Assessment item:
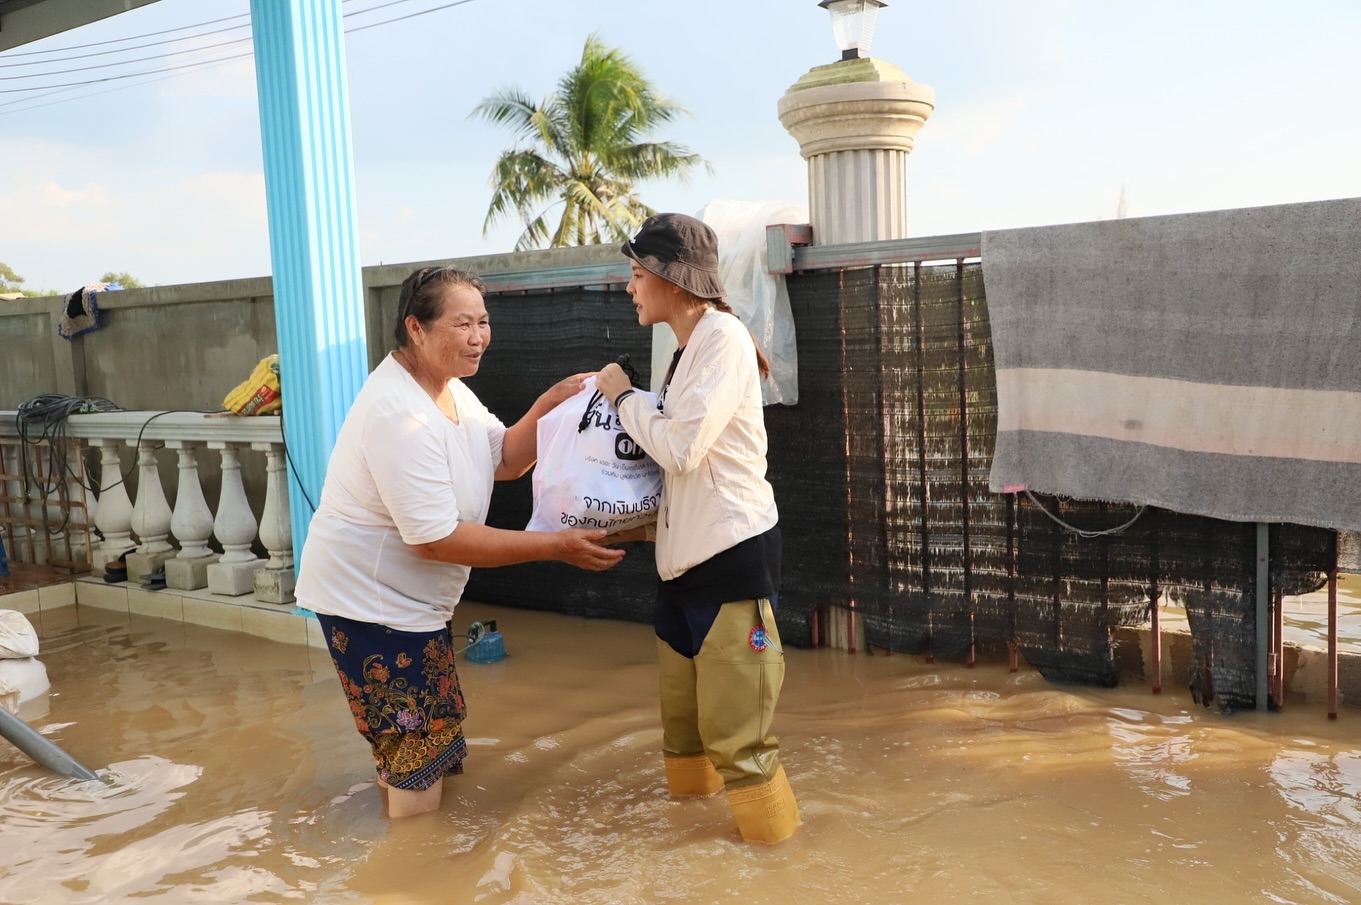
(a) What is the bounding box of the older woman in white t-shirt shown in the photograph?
[295,266,623,818]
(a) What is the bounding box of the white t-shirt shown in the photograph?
[295,355,507,631]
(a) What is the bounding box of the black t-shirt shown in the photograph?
[657,523,782,607]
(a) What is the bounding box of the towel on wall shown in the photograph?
[982,197,1361,531]
[56,281,120,340]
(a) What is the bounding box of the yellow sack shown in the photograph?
[223,353,282,415]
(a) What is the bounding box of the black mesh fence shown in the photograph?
[459,263,1336,713]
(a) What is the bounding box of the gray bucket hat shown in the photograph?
[621,213,725,300]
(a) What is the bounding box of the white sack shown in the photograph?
[0,610,39,659]
[527,377,662,534]
[0,657,50,715]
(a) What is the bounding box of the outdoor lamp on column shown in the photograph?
[818,0,887,61]
[782,0,932,244]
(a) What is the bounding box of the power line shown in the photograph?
[0,0,389,74]
[0,36,252,79]
[0,23,250,69]
[0,60,235,114]
[0,13,249,58]
[346,0,479,34]
[0,0,479,102]
[0,52,253,94]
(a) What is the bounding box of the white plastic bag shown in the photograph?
[0,610,38,660]
[527,377,662,534]
[649,200,807,406]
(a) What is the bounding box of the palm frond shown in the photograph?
[516,211,556,251]
[482,149,564,236]
[604,142,706,182]
[469,87,544,142]
[473,31,709,248]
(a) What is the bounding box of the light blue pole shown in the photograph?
[248,0,368,562]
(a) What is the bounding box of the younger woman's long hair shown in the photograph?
[707,297,771,380]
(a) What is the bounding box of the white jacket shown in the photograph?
[617,308,778,581]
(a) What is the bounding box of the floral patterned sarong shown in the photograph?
[316,613,468,791]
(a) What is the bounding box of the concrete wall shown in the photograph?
[0,296,67,408]
[0,244,621,556]
[0,244,621,411]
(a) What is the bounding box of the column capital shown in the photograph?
[779,61,935,158]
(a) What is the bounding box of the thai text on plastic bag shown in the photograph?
[527,377,662,534]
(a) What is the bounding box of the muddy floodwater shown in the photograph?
[4,599,1361,904]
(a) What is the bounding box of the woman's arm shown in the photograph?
[598,329,748,475]
[412,522,624,571]
[496,371,594,479]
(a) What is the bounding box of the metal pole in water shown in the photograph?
[0,706,102,783]
[1256,523,1269,712]
[1328,565,1339,720]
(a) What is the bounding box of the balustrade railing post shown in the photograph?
[206,442,262,596]
[127,439,177,583]
[44,444,72,567]
[0,441,31,564]
[58,440,94,570]
[29,443,59,566]
[92,439,135,577]
[252,441,296,604]
[165,441,220,591]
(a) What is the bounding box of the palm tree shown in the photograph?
[472,33,707,250]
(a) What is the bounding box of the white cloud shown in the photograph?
[0,146,268,290]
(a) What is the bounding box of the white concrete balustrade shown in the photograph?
[0,411,296,606]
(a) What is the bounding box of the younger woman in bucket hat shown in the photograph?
[596,212,799,844]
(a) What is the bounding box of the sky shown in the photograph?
[1,0,1359,293]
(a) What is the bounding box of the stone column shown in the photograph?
[777,54,934,654]
[165,441,220,591]
[206,442,262,596]
[126,440,177,583]
[777,57,934,244]
[92,439,135,576]
[252,441,296,604]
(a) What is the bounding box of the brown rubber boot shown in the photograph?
[663,753,725,799]
[726,765,800,844]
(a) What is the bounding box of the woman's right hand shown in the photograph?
[555,528,627,571]
[594,363,631,406]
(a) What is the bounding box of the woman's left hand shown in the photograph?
[594,363,630,404]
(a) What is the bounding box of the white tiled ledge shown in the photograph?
[1,578,326,650]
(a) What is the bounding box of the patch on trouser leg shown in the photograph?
[748,623,770,651]
[748,596,784,653]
